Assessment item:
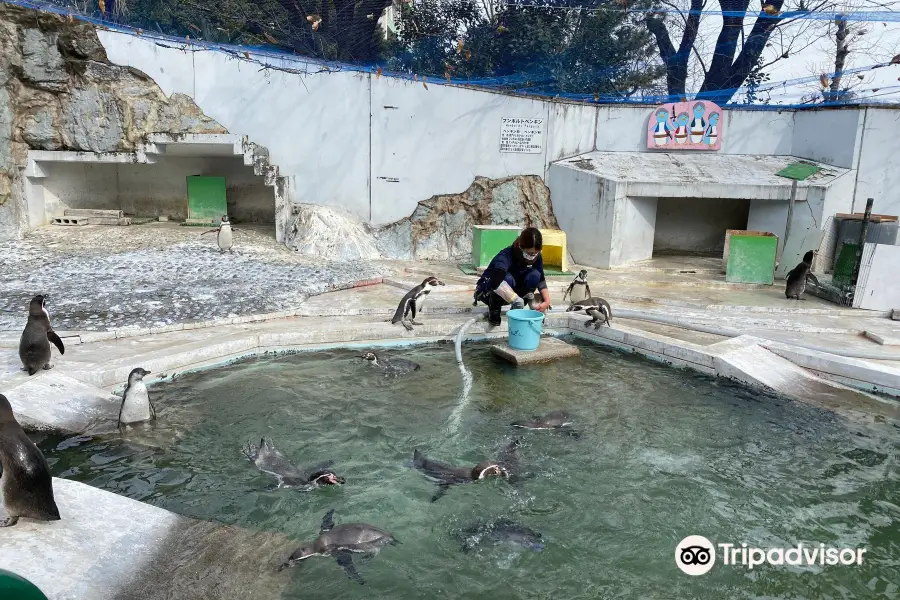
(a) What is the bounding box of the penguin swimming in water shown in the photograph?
[510,410,579,438]
[243,437,345,490]
[785,250,819,300]
[455,518,544,553]
[280,509,399,584]
[0,394,61,527]
[563,269,591,304]
[360,351,420,377]
[413,443,513,502]
[201,215,238,252]
[19,295,65,376]
[117,367,156,429]
[566,296,612,328]
[391,276,445,331]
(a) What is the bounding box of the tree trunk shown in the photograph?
[827,16,849,103]
[645,0,703,100]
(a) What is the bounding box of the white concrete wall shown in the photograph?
[654,197,750,253]
[548,163,614,268]
[791,109,863,169]
[852,108,900,217]
[614,196,657,264]
[39,156,272,221]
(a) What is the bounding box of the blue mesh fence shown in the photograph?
[6,0,900,109]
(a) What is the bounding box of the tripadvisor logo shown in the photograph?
[675,536,867,575]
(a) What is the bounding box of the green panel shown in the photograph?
[776,162,819,181]
[725,234,778,285]
[832,243,859,284]
[471,227,520,268]
[185,176,227,226]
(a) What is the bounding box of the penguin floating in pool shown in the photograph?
[280,509,399,585]
[566,296,612,328]
[785,250,819,300]
[243,437,345,490]
[359,351,420,377]
[455,517,544,553]
[511,410,580,438]
[413,439,521,502]
[117,367,156,430]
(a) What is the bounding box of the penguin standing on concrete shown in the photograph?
[0,394,61,527]
[566,297,613,328]
[562,269,591,304]
[201,215,237,252]
[19,295,65,376]
[391,277,445,331]
[785,250,819,300]
[117,367,156,429]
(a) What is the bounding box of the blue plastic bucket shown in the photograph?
[507,309,544,351]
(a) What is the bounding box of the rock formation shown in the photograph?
[0,4,226,239]
[284,175,559,262]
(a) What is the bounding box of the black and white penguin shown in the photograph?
[243,437,345,490]
[391,276,445,331]
[360,351,420,376]
[512,410,579,438]
[566,296,612,328]
[201,215,237,252]
[562,269,591,304]
[413,447,510,502]
[280,509,399,584]
[0,394,61,527]
[19,295,65,376]
[456,517,544,553]
[785,250,819,300]
[117,367,156,429]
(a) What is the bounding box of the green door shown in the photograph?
[184,176,227,226]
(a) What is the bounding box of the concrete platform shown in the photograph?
[490,336,581,365]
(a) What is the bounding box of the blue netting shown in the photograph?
[7,0,900,108]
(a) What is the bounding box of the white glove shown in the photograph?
[493,281,520,304]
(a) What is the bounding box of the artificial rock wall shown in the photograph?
[0,3,226,239]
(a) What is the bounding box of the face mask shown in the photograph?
[521,249,539,263]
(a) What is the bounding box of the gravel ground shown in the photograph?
[0,223,393,332]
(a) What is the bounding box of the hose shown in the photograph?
[445,317,478,436]
[610,308,900,362]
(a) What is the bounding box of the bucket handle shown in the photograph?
[526,319,543,335]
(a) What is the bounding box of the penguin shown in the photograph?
[785,250,819,300]
[280,509,399,584]
[391,276,445,331]
[19,295,65,376]
[242,437,345,490]
[566,296,613,328]
[413,446,510,502]
[117,367,156,429]
[0,394,61,527]
[512,410,580,439]
[456,518,544,553]
[360,352,420,376]
[562,269,591,304]
[201,215,237,252]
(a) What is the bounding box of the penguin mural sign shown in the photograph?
[647,100,723,150]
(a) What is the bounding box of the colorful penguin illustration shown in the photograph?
[703,112,720,147]
[652,109,673,146]
[689,102,707,144]
[674,112,690,144]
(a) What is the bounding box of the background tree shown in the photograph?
[387,0,664,98]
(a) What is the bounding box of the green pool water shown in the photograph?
[39,340,900,598]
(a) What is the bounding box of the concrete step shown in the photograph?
[89,217,132,226]
[63,208,124,218]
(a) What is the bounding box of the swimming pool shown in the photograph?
[39,340,900,598]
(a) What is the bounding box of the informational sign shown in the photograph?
[500,117,544,154]
[646,100,723,151]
